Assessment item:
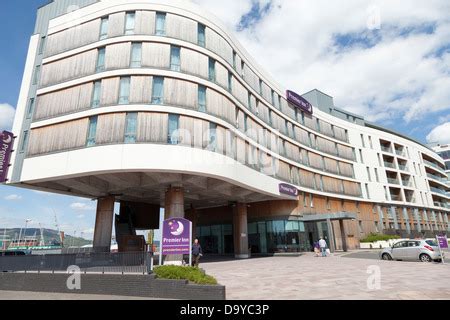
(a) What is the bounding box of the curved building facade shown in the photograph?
[7,0,450,255]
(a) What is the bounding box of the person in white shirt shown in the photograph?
[318,237,327,257]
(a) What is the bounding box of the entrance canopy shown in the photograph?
[300,212,357,222]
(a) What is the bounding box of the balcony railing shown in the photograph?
[384,162,396,169]
[398,164,408,171]
[390,194,403,201]
[381,146,392,153]
[395,149,405,157]
[402,180,413,188]
[430,187,449,196]
[427,173,447,183]
[423,159,445,172]
[387,178,399,185]
[434,201,450,209]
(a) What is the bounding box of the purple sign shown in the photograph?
[437,235,448,249]
[279,183,299,197]
[0,131,14,183]
[161,217,192,255]
[286,90,313,114]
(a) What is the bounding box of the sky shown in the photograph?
[0,0,450,238]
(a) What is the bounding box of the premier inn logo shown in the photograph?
[286,90,313,114]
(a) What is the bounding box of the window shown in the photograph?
[208,58,216,82]
[326,197,331,210]
[96,47,106,72]
[360,134,365,147]
[168,114,180,144]
[232,51,237,70]
[310,194,314,208]
[198,23,206,47]
[20,131,29,152]
[170,46,181,71]
[91,81,102,108]
[367,167,371,181]
[26,98,35,119]
[241,61,245,77]
[365,183,370,199]
[208,122,217,151]
[359,149,363,162]
[368,136,373,149]
[198,85,206,112]
[130,43,142,67]
[124,112,137,143]
[86,116,98,147]
[259,79,263,96]
[156,12,166,35]
[244,114,248,132]
[374,221,379,233]
[125,12,135,35]
[303,193,308,207]
[118,77,131,104]
[152,77,164,104]
[377,153,382,166]
[228,72,232,92]
[247,93,252,110]
[268,110,273,126]
[374,168,379,182]
[99,17,108,40]
[39,36,46,55]
[358,221,363,233]
[33,65,40,85]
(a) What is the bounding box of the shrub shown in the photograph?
[154,265,218,285]
[360,233,400,243]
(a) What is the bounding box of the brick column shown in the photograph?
[93,195,115,251]
[185,207,198,240]
[233,203,249,259]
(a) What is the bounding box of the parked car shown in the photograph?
[380,239,444,262]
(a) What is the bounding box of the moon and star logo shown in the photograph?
[2,133,12,144]
[168,219,184,236]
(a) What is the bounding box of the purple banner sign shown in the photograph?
[161,217,192,255]
[437,235,448,249]
[286,90,313,114]
[0,131,14,183]
[279,183,299,197]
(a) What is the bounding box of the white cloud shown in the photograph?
[0,103,15,130]
[4,194,22,201]
[190,0,450,124]
[70,202,95,211]
[426,122,450,144]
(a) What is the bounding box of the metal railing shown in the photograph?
[387,178,399,185]
[423,159,445,172]
[381,145,392,153]
[0,251,154,274]
[427,173,447,183]
[430,187,449,196]
[384,161,396,169]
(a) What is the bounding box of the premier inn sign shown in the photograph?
[286,90,313,114]
[279,183,299,197]
[0,131,14,183]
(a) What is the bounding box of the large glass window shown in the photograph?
[118,77,131,104]
[33,65,40,85]
[152,77,164,104]
[125,12,135,35]
[198,85,206,112]
[130,43,142,67]
[86,116,98,147]
[99,17,108,40]
[124,112,138,143]
[168,114,180,145]
[170,46,181,71]
[38,36,46,55]
[156,12,166,35]
[208,122,217,151]
[198,23,206,47]
[208,58,216,82]
[91,80,102,108]
[228,72,233,92]
[96,47,106,72]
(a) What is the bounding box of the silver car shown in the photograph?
[380,239,444,262]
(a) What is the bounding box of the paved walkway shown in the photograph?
[202,253,450,300]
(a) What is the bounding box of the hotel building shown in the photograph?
[5,0,450,256]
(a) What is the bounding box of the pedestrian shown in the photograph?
[319,237,327,257]
[313,241,321,257]
[192,238,203,267]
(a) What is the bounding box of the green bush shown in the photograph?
[360,233,400,243]
[154,265,218,285]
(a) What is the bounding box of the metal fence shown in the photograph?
[0,251,154,274]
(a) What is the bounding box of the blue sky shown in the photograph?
[1,0,450,237]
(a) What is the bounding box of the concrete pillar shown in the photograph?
[403,207,411,234]
[377,205,384,231]
[390,206,399,230]
[326,219,336,253]
[414,208,421,233]
[93,195,115,251]
[163,186,185,265]
[233,203,249,259]
[164,186,185,219]
[339,219,348,252]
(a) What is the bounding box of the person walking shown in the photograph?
[318,237,328,257]
[192,238,203,267]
